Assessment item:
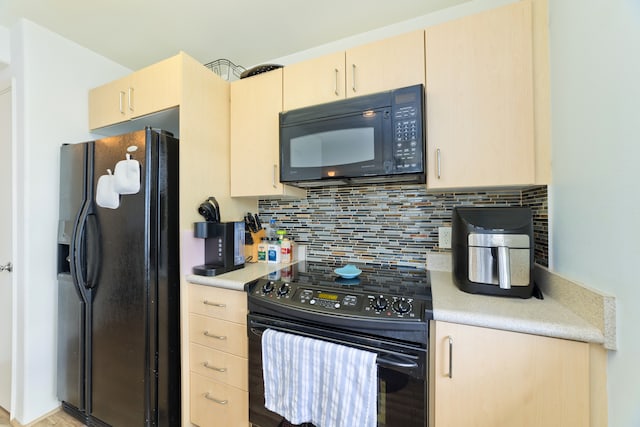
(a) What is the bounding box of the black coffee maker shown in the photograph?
[452,206,534,298]
[192,197,245,276]
[192,221,245,276]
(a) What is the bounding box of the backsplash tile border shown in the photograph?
[259,185,548,269]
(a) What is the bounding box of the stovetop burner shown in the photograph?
[268,261,433,302]
[247,261,432,345]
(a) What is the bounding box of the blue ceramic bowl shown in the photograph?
[334,264,362,279]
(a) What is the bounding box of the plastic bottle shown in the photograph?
[268,218,277,239]
[267,238,281,264]
[280,238,292,263]
[257,238,268,262]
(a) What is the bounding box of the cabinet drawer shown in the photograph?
[190,342,248,391]
[189,284,247,324]
[190,372,248,427]
[189,314,248,358]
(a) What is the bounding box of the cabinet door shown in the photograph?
[346,30,425,97]
[89,54,181,130]
[430,321,590,427]
[283,51,345,110]
[190,372,248,427]
[189,314,248,358]
[230,69,305,198]
[425,1,535,189]
[188,284,247,324]
[129,54,180,119]
[190,343,248,391]
[88,75,132,129]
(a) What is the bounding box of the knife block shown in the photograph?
[245,228,266,263]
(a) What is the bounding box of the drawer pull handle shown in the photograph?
[203,361,227,373]
[204,331,227,340]
[447,336,453,379]
[203,300,226,308]
[204,392,228,405]
[119,91,126,114]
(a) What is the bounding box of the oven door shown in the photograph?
[248,313,427,427]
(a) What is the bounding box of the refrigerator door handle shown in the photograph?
[72,207,101,289]
[71,206,88,289]
[85,213,100,288]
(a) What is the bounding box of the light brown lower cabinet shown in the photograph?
[188,284,249,427]
[190,372,248,427]
[429,321,603,427]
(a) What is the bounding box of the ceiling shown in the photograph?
[0,0,468,71]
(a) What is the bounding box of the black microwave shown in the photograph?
[279,84,425,187]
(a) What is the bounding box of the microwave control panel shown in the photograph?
[393,105,421,171]
[390,84,423,174]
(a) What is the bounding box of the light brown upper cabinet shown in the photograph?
[425,0,536,189]
[89,55,180,130]
[283,30,425,111]
[230,69,306,198]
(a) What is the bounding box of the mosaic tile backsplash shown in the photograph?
[259,185,548,269]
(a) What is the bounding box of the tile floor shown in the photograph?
[0,407,87,427]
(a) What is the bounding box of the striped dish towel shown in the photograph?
[261,328,377,427]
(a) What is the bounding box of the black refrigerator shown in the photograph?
[57,128,180,427]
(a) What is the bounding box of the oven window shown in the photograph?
[290,128,375,168]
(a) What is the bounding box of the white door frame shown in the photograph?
[0,79,17,418]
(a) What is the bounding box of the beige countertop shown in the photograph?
[186,262,294,291]
[430,269,606,346]
[185,258,616,349]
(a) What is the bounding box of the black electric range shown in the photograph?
[246,261,433,346]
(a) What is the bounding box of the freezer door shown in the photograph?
[56,273,85,410]
[57,142,91,414]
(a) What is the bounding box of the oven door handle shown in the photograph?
[250,327,419,370]
[376,355,419,370]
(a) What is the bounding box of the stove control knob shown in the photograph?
[392,298,412,314]
[277,283,290,296]
[262,281,275,294]
[371,296,389,311]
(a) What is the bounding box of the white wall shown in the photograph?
[2,19,130,424]
[548,1,640,426]
[0,26,9,67]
